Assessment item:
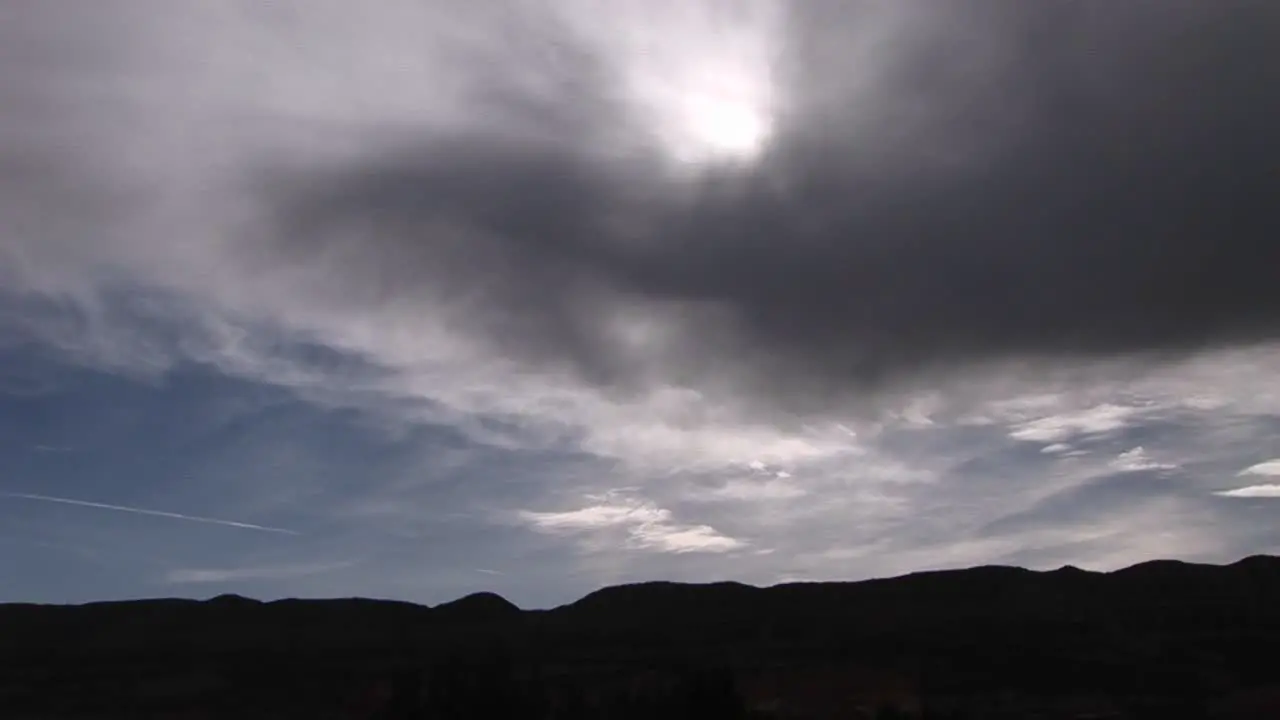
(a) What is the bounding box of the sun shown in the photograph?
[565,0,783,171]
[635,67,776,169]
[679,92,771,162]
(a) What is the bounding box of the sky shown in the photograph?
[1,0,1278,609]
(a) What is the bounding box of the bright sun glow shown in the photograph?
[634,60,777,168]
[559,0,781,170]
[678,91,771,162]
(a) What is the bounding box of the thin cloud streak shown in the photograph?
[165,561,349,584]
[1216,485,1280,499]
[0,492,300,535]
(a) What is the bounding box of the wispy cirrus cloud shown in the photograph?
[165,560,353,585]
[1213,460,1280,499]
[1216,485,1280,499]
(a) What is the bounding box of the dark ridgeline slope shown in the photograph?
[1,556,1278,718]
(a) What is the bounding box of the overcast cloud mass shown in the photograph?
[1,0,1278,607]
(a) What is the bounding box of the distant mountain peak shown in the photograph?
[432,591,519,621]
[207,593,259,606]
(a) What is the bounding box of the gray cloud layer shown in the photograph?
[254,1,1280,412]
[3,0,1279,423]
[4,1,1280,606]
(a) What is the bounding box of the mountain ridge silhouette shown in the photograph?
[4,555,1279,718]
[14,554,1278,613]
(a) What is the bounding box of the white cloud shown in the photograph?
[520,502,672,531]
[1215,485,1280,499]
[1239,460,1280,477]
[518,494,744,554]
[630,523,744,553]
[165,560,353,584]
[1110,447,1176,473]
[1008,403,1146,443]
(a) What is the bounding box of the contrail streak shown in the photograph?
[0,492,301,535]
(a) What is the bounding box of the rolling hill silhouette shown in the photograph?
[2,556,1278,718]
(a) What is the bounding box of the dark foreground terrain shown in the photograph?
[3,556,1280,719]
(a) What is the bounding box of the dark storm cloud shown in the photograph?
[244,2,1280,408]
